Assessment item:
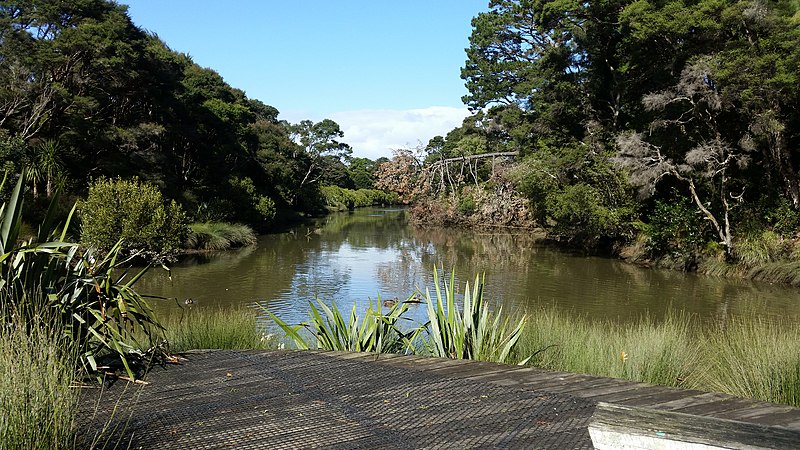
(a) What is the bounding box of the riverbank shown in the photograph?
[408,194,800,288]
[171,301,800,409]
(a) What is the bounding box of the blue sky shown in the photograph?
[121,1,489,159]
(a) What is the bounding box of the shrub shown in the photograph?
[80,177,188,258]
[457,191,475,216]
[546,183,621,247]
[768,199,800,236]
[226,176,276,226]
[2,172,161,379]
[646,196,707,259]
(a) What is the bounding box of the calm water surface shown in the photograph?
[138,208,800,327]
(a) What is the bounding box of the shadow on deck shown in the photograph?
[77,350,800,449]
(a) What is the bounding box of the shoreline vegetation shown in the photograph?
[3,0,800,447]
[261,268,800,408]
[406,193,800,288]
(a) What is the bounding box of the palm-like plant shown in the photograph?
[263,296,419,354]
[0,171,161,379]
[420,267,528,363]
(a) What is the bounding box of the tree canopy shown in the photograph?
[378,0,800,261]
[0,0,377,231]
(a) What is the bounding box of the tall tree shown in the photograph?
[289,119,352,201]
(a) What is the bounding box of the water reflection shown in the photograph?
[138,207,800,327]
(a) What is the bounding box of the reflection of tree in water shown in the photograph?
[313,209,411,251]
[139,206,800,328]
[290,252,352,304]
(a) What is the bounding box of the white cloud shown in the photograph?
[329,106,472,160]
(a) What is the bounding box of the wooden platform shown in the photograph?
[77,350,800,449]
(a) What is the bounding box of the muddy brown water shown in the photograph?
[136,207,800,328]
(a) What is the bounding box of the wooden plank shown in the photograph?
[674,397,766,417]
[589,402,800,450]
[575,386,657,404]
[715,404,798,422]
[511,373,598,391]
[573,381,655,400]
[607,387,705,408]
[729,408,800,428]
[652,392,733,411]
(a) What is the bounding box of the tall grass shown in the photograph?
[515,306,800,407]
[0,318,78,449]
[158,306,277,352]
[184,222,257,251]
[703,318,800,406]
[517,309,697,388]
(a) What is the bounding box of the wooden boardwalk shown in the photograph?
[77,350,800,449]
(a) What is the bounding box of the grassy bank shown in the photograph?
[184,222,258,251]
[0,319,78,450]
[516,307,800,406]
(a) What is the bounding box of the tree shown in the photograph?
[346,157,378,190]
[374,148,423,203]
[289,119,352,201]
[712,0,800,208]
[615,61,750,252]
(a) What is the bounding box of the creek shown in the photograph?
[137,207,800,327]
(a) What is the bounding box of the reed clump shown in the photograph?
[517,306,800,407]
[184,222,257,251]
[158,306,277,352]
[517,309,698,388]
[702,317,800,406]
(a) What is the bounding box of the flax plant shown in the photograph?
[419,267,527,363]
[0,171,161,379]
[263,297,418,354]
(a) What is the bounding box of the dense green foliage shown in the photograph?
[185,222,258,251]
[0,173,161,379]
[80,177,188,258]
[320,185,400,211]
[0,0,390,237]
[375,0,800,264]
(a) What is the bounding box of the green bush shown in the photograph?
[185,222,257,251]
[546,183,621,247]
[646,196,707,259]
[80,177,188,258]
[321,186,398,210]
[226,176,276,226]
[768,199,800,236]
[457,192,476,216]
